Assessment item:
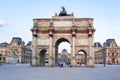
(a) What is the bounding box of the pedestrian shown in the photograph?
[22,62,24,65]
[80,62,81,66]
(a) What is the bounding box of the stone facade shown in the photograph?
[0,42,8,63]
[94,39,120,64]
[0,37,32,64]
[21,41,32,63]
[31,13,95,67]
[94,42,103,64]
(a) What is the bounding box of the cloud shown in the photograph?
[0,20,7,27]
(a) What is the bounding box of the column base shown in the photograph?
[31,56,39,67]
[48,56,53,67]
[88,58,94,68]
[70,57,77,67]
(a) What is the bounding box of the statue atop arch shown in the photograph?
[59,6,70,16]
[61,6,65,12]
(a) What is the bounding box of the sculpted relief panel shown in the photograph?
[37,39,49,45]
[37,34,49,45]
[38,21,50,27]
[53,21,72,27]
[74,20,89,26]
[78,39,88,45]
[76,34,88,45]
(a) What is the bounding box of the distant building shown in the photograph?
[94,39,120,64]
[0,37,32,64]
[94,42,103,64]
[0,42,9,63]
[26,41,32,49]
[21,41,32,63]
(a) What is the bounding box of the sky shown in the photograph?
[0,0,120,47]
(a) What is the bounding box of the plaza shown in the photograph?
[0,64,120,80]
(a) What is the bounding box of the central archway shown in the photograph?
[55,38,71,66]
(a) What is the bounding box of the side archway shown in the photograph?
[39,49,47,66]
[76,50,87,67]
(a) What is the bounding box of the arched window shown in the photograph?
[116,53,118,56]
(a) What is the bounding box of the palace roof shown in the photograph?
[0,42,9,47]
[94,42,102,48]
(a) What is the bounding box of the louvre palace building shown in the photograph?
[0,37,32,64]
[94,39,120,64]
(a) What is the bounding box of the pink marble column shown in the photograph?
[72,31,76,57]
[71,30,77,67]
[48,31,53,66]
[49,31,53,57]
[88,29,94,67]
[32,28,38,66]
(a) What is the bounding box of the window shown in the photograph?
[108,53,109,56]
[112,53,114,56]
[116,53,118,56]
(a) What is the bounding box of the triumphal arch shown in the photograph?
[31,7,95,67]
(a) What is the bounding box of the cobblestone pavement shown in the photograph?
[0,64,120,80]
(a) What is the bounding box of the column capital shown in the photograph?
[49,34,53,37]
[33,34,38,37]
[49,31,53,37]
[88,34,92,37]
[72,30,76,37]
[88,28,93,37]
[72,34,76,37]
